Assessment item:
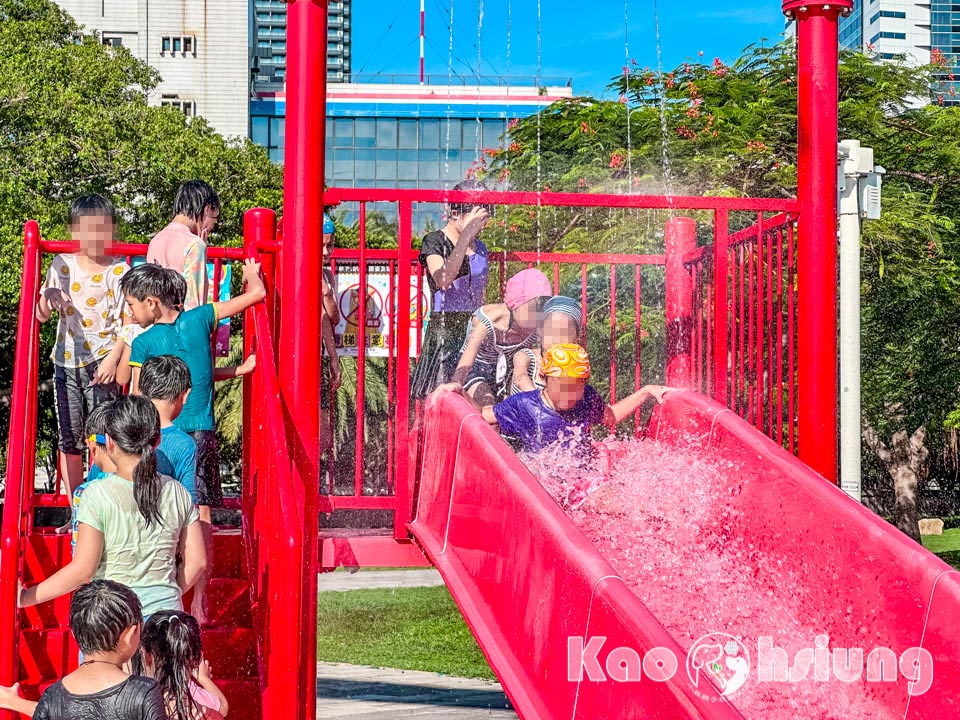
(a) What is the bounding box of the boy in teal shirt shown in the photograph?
[121,259,265,622]
[138,355,197,503]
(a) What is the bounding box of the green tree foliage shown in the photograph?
[0,0,283,472]
[485,41,960,513]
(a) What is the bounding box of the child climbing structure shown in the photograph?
[4,1,960,719]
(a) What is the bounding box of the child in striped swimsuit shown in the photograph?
[511,295,583,395]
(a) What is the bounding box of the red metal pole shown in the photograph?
[280,1,328,716]
[355,203,367,498]
[664,217,696,389]
[0,222,40,712]
[783,0,850,483]
[394,200,413,538]
[712,210,729,404]
[242,208,276,519]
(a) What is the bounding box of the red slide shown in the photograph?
[409,390,960,719]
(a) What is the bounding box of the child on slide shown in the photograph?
[484,344,669,453]
[451,268,553,405]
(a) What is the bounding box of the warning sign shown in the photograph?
[334,262,431,357]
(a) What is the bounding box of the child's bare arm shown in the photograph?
[92,338,126,385]
[512,351,536,393]
[35,294,52,323]
[196,660,230,717]
[0,683,38,718]
[321,314,341,390]
[115,343,133,386]
[177,520,208,593]
[451,317,487,386]
[129,365,142,394]
[321,272,340,325]
[19,525,103,607]
[603,385,670,426]
[214,354,256,382]
[214,259,266,320]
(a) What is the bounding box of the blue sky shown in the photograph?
[351,1,788,98]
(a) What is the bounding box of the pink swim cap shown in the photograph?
[504,268,552,310]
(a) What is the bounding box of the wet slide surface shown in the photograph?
[409,390,960,720]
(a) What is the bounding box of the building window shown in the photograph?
[102,35,123,48]
[870,10,907,23]
[161,94,195,117]
[161,36,197,56]
[869,31,907,43]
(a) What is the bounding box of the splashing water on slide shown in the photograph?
[522,438,905,719]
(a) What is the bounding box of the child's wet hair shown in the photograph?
[139,356,192,402]
[69,194,116,226]
[105,395,163,526]
[85,401,114,448]
[120,263,187,309]
[448,179,493,218]
[139,611,203,720]
[70,579,142,655]
[173,180,220,223]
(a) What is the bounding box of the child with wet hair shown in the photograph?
[19,395,206,618]
[137,611,228,719]
[0,579,166,719]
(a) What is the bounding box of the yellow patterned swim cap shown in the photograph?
[541,343,591,379]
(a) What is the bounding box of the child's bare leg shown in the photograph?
[55,452,84,533]
[320,412,333,453]
[191,505,213,624]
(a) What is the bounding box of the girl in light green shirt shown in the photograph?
[19,396,206,616]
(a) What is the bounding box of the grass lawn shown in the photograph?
[316,585,495,680]
[922,527,960,568]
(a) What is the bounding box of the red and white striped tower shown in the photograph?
[419,0,425,85]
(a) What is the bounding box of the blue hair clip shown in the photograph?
[323,214,336,235]
[88,433,107,445]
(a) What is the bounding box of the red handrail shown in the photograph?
[242,209,309,720]
[0,222,42,716]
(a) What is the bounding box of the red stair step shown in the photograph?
[23,532,72,585]
[200,628,257,680]
[18,629,79,686]
[205,578,253,628]
[212,529,247,580]
[19,593,71,631]
[216,679,263,720]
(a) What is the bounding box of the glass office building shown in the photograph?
[251,0,351,91]
[250,80,574,230]
[838,1,863,48]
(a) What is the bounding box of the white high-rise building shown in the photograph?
[836,0,930,65]
[56,1,249,138]
[787,2,960,102]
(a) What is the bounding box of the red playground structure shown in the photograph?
[3,1,960,718]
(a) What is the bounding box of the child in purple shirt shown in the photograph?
[471,343,669,453]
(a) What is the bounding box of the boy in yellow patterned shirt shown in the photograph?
[38,195,129,512]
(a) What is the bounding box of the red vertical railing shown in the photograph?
[682,211,799,452]
[0,222,41,715]
[241,208,309,720]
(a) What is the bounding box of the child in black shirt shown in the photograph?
[0,580,165,719]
